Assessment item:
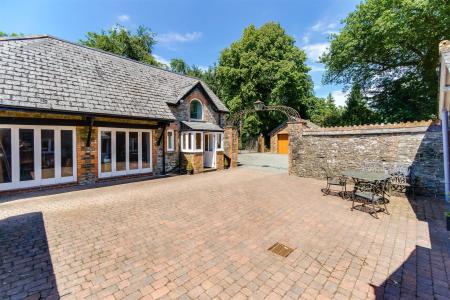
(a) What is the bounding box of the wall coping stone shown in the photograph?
[303,120,440,136]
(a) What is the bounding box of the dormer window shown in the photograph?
[190,99,203,120]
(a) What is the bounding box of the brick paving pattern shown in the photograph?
[0,168,449,299]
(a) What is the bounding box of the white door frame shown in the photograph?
[203,132,216,168]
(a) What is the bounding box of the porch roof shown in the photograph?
[181,121,224,132]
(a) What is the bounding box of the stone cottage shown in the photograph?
[0,35,232,192]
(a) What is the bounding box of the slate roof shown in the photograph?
[181,121,224,132]
[0,35,228,121]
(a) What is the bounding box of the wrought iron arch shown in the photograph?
[227,100,302,127]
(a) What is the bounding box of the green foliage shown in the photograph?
[307,94,343,127]
[80,25,159,66]
[0,31,22,37]
[340,84,381,125]
[321,0,449,122]
[215,22,314,136]
[170,58,189,74]
[169,58,220,94]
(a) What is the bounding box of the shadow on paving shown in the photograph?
[0,212,59,299]
[373,196,450,299]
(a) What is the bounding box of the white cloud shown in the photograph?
[154,54,170,66]
[309,64,325,72]
[117,14,130,22]
[301,33,310,44]
[303,42,329,62]
[311,21,338,34]
[157,32,202,44]
[331,90,349,107]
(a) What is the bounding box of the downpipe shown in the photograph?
[441,110,450,230]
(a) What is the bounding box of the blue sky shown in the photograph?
[1,0,361,106]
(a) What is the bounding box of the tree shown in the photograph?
[321,0,449,122]
[80,25,159,66]
[340,84,380,125]
[307,94,343,127]
[216,22,313,137]
[0,31,22,37]
[170,58,189,74]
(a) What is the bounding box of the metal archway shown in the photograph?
[227,100,302,126]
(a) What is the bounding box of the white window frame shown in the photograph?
[166,129,175,152]
[0,125,77,191]
[98,128,152,178]
[216,132,224,151]
[189,99,204,121]
[181,131,203,152]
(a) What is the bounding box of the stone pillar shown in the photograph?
[258,133,265,153]
[224,126,238,168]
[76,126,98,185]
[287,121,305,176]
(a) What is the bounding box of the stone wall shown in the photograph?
[224,126,238,168]
[181,153,203,174]
[76,126,98,184]
[289,120,444,194]
[170,87,224,125]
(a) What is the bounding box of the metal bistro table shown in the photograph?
[342,169,391,217]
[342,170,390,183]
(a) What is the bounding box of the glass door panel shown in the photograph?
[19,129,34,181]
[61,130,74,177]
[41,129,55,179]
[116,131,126,171]
[129,132,139,170]
[0,128,12,183]
[101,131,112,173]
[142,132,151,169]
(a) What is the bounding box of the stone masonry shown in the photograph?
[289,120,444,195]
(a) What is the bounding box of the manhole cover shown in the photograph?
[268,242,295,257]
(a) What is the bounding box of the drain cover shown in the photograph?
[268,242,295,257]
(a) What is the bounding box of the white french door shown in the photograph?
[0,125,77,191]
[98,128,152,178]
[203,133,216,168]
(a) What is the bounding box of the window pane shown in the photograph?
[167,131,173,150]
[41,130,55,179]
[217,133,222,149]
[204,134,209,151]
[19,129,34,181]
[190,101,202,120]
[188,133,192,150]
[116,131,126,171]
[61,130,73,177]
[129,132,139,169]
[142,132,151,169]
[101,131,112,173]
[0,128,12,183]
[195,133,202,150]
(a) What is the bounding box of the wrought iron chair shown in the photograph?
[351,179,390,219]
[389,167,415,199]
[321,166,348,198]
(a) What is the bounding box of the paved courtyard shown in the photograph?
[238,153,288,171]
[0,168,449,299]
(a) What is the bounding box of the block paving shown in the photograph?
[0,168,449,299]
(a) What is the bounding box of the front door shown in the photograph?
[204,133,216,168]
[277,134,289,154]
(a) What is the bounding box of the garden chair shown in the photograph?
[389,166,415,199]
[351,179,390,219]
[321,166,348,198]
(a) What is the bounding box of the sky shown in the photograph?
[0,0,361,106]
